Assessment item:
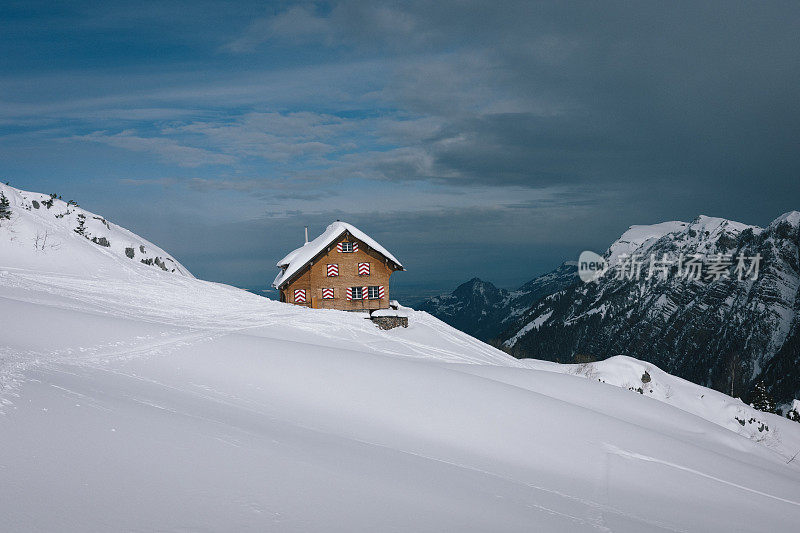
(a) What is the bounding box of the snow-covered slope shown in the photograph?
[0,184,192,277]
[523,355,800,453]
[2,189,800,531]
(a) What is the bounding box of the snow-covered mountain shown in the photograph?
[2,187,800,531]
[418,263,578,341]
[417,278,511,341]
[499,212,800,403]
[0,184,192,277]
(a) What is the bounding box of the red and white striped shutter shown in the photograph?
[358,262,370,276]
[327,263,339,276]
[294,289,306,303]
[322,288,334,299]
[352,242,358,252]
[362,286,368,300]
[378,286,385,299]
[346,287,353,300]
[336,242,343,252]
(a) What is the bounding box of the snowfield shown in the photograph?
[2,185,800,532]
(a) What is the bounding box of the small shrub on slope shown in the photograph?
[787,400,800,423]
[74,214,88,236]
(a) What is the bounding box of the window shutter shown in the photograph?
[352,242,358,252]
[322,288,334,299]
[362,286,368,300]
[293,289,307,303]
[378,286,385,299]
[327,264,339,276]
[358,262,370,276]
[346,287,352,300]
[336,242,343,252]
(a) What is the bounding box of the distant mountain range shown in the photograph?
[420,212,800,404]
[418,263,578,342]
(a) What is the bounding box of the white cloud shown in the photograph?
[221,3,421,54]
[169,111,350,162]
[78,131,237,167]
[222,6,334,53]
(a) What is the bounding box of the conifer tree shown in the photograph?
[0,191,10,221]
[750,381,775,413]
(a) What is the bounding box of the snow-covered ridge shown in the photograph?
[606,220,688,264]
[770,210,800,229]
[605,215,759,265]
[0,184,192,277]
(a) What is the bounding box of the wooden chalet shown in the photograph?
[272,221,404,311]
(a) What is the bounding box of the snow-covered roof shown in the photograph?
[273,221,404,288]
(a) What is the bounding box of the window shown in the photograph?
[340,241,354,253]
[368,286,385,299]
[350,286,364,300]
[358,262,370,276]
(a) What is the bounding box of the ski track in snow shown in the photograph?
[606,444,800,507]
[363,444,687,533]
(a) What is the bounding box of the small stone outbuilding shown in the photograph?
[369,305,409,329]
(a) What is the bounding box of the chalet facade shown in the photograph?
[272,221,404,311]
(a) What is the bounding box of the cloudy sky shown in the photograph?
[2,1,799,297]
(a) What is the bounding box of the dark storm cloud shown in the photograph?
[247,1,800,198]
